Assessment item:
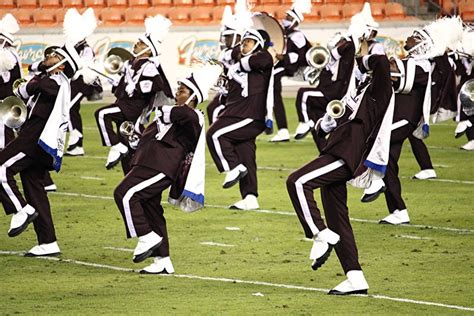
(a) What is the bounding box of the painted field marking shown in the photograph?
[80,176,105,181]
[200,242,235,247]
[0,250,472,312]
[103,246,133,252]
[49,191,474,234]
[225,227,241,231]
[395,235,432,240]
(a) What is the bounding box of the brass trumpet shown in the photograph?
[0,96,28,128]
[12,78,27,91]
[326,99,345,119]
[104,47,133,74]
[304,45,330,86]
[119,121,140,144]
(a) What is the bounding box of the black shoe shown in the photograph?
[360,186,386,203]
[311,244,334,271]
[328,289,368,295]
[294,130,311,140]
[24,252,61,257]
[139,269,170,275]
[8,211,39,237]
[132,241,162,264]
[105,153,126,170]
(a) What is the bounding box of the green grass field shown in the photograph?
[0,99,473,315]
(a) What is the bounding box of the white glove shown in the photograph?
[227,63,241,80]
[107,78,119,87]
[320,113,337,133]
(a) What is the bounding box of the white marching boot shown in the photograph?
[8,204,38,237]
[270,128,290,142]
[44,184,57,192]
[328,270,369,295]
[310,228,340,271]
[133,231,163,263]
[105,143,129,170]
[140,256,175,274]
[454,120,472,138]
[461,140,474,151]
[229,194,259,210]
[294,121,313,140]
[412,169,437,180]
[379,209,410,225]
[65,146,85,156]
[360,179,386,203]
[222,164,248,189]
[25,241,61,257]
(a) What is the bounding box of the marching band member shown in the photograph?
[360,17,463,225]
[206,28,273,210]
[114,65,220,272]
[95,15,173,173]
[270,0,312,142]
[0,14,21,151]
[66,8,103,157]
[0,8,86,256]
[454,28,474,151]
[287,50,395,294]
[206,5,240,125]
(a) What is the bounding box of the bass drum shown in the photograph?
[251,12,285,64]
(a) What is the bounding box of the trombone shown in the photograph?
[87,47,133,81]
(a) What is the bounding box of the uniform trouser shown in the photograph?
[383,123,415,213]
[295,87,327,124]
[0,150,56,244]
[114,165,173,257]
[69,92,85,147]
[286,154,362,273]
[273,71,288,130]
[0,123,15,150]
[206,94,226,125]
[408,135,434,170]
[464,115,474,141]
[207,117,265,198]
[95,104,133,172]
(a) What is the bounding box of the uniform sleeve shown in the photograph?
[137,63,172,97]
[239,50,273,73]
[38,76,61,96]
[365,54,392,108]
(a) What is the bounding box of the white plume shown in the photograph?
[424,16,463,57]
[145,14,172,43]
[292,0,311,15]
[234,0,253,33]
[0,14,20,35]
[361,2,378,28]
[221,5,233,27]
[191,64,222,102]
[0,48,16,72]
[81,8,98,39]
[460,29,474,56]
[63,8,86,45]
[348,9,369,40]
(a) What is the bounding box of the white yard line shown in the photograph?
[80,176,105,181]
[103,246,133,252]
[0,250,472,312]
[200,242,235,247]
[49,191,474,234]
[395,235,432,240]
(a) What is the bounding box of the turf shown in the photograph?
[0,98,473,315]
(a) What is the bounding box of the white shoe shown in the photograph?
[133,231,163,263]
[105,143,129,170]
[294,121,313,140]
[461,140,474,151]
[413,169,437,180]
[140,256,175,274]
[8,204,38,237]
[309,228,340,271]
[25,241,61,257]
[328,270,369,295]
[379,209,410,225]
[65,146,85,156]
[222,164,248,189]
[67,129,82,148]
[360,178,385,203]
[270,128,290,142]
[44,184,57,192]
[229,194,259,210]
[455,120,472,138]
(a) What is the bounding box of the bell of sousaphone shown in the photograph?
[0,96,27,129]
[460,79,474,116]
